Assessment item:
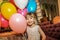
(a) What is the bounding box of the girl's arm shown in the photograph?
[0,31,17,37]
[39,26,46,40]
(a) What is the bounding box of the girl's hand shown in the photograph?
[42,36,46,40]
[0,31,17,37]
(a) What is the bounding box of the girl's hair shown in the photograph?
[26,13,36,19]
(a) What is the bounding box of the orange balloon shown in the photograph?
[53,16,60,24]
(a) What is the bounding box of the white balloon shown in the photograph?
[14,0,28,10]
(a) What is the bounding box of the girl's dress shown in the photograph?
[27,25,40,40]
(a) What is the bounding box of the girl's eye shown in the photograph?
[30,17,32,19]
[27,18,29,20]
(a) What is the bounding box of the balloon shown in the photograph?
[1,2,17,20]
[0,14,9,28]
[29,0,35,1]
[0,20,1,27]
[27,1,37,13]
[14,0,28,10]
[9,0,18,9]
[9,13,27,33]
[9,0,15,5]
[0,13,1,27]
[17,8,28,16]
[0,0,3,6]
[53,16,60,24]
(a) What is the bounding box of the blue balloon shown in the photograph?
[27,1,37,13]
[29,0,35,2]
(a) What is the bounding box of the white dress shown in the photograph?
[27,25,40,40]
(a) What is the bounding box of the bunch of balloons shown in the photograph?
[0,0,37,33]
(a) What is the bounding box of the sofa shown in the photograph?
[40,21,60,40]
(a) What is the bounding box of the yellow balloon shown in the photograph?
[1,2,17,20]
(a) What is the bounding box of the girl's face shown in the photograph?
[26,15,35,26]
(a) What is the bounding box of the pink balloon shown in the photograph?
[0,13,1,27]
[0,20,1,27]
[0,14,9,28]
[17,8,28,16]
[9,13,27,33]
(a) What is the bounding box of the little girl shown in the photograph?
[26,13,46,40]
